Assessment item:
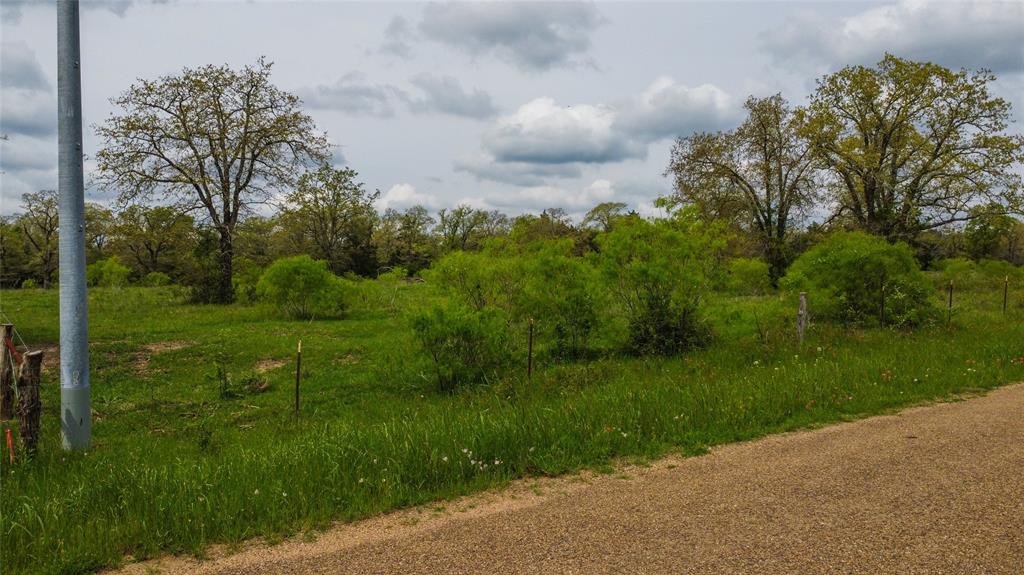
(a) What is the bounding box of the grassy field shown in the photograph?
[1,279,1022,574]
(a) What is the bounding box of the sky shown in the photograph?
[1,0,1023,221]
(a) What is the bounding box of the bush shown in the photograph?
[933,258,1023,290]
[596,219,712,356]
[232,258,263,304]
[410,303,511,392]
[86,257,131,287]
[724,258,772,295]
[142,271,171,287]
[256,256,348,319]
[782,231,936,327]
[520,240,602,358]
[20,278,37,289]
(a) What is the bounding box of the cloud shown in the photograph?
[761,0,1024,73]
[418,2,604,71]
[376,183,438,211]
[483,97,644,165]
[454,155,582,186]
[459,77,736,186]
[1,42,51,92]
[299,72,406,117]
[1,44,56,139]
[407,74,497,119]
[614,77,736,141]
[379,15,414,59]
[1,0,175,24]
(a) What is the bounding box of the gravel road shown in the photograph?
[120,384,1024,574]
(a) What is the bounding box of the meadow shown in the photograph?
[1,277,1023,575]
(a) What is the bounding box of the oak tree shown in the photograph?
[95,58,329,302]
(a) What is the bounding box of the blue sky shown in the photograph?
[2,0,1022,219]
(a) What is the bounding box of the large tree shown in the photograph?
[95,58,329,302]
[666,94,818,281]
[281,164,379,276]
[114,205,195,276]
[18,190,60,288]
[800,54,1024,242]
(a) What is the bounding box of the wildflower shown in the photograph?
[254,489,260,495]
[753,360,760,366]
[494,459,501,465]
[282,492,287,497]
[358,478,364,484]
[816,347,822,353]
[442,456,448,462]
[621,432,628,438]
[528,447,535,453]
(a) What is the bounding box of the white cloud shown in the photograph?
[761,0,1024,73]
[614,77,736,141]
[483,97,645,165]
[376,183,438,211]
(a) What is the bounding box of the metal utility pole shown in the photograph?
[58,0,91,450]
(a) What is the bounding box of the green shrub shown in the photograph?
[86,257,131,287]
[142,271,171,287]
[232,258,263,304]
[256,256,348,319]
[725,258,772,295]
[410,303,512,392]
[520,240,602,359]
[427,250,525,314]
[782,231,936,327]
[20,278,37,289]
[596,219,712,356]
[934,258,1023,290]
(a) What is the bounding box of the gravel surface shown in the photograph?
[118,385,1024,575]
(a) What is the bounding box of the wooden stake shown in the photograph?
[947,280,954,325]
[1004,276,1009,314]
[0,324,14,420]
[295,340,302,415]
[17,350,42,455]
[796,292,808,346]
[527,318,535,379]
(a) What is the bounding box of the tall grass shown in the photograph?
[1,284,1022,574]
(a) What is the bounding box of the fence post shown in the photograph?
[294,340,302,415]
[17,350,43,455]
[797,292,808,346]
[0,324,14,420]
[1004,276,1009,314]
[527,318,535,379]
[947,280,954,325]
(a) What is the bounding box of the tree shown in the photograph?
[282,164,379,276]
[84,204,115,263]
[964,203,1016,260]
[375,205,436,273]
[95,58,329,302]
[436,205,485,251]
[114,205,195,276]
[800,54,1024,242]
[0,217,29,288]
[666,94,818,282]
[582,202,627,232]
[18,190,59,288]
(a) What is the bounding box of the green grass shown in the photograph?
[1,281,1022,574]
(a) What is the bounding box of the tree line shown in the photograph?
[1,54,1021,295]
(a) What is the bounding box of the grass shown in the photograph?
[1,280,1023,574]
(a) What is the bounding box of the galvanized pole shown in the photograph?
[58,0,91,450]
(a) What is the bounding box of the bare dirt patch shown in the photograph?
[143,340,193,354]
[254,358,287,373]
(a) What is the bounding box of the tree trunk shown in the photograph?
[0,324,15,420]
[17,350,43,455]
[217,228,234,304]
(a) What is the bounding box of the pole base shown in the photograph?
[61,385,91,451]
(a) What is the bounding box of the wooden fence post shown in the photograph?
[527,318,535,379]
[947,280,954,325]
[1004,276,1009,314]
[797,292,808,346]
[879,282,886,326]
[294,340,302,415]
[0,324,14,420]
[17,350,42,455]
